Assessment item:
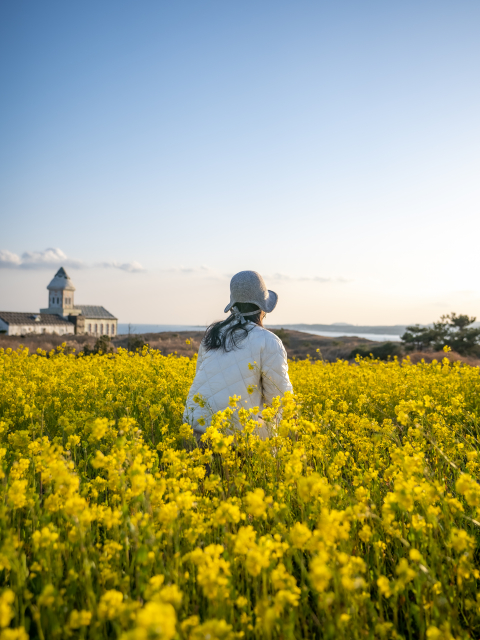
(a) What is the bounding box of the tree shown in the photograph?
[401,313,480,356]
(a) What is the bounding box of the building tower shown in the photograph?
[38,266,117,336]
[40,267,81,318]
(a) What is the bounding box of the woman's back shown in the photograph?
[184,323,292,433]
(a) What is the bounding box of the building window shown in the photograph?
[111,324,115,336]
[100,323,104,335]
[95,324,98,334]
[88,324,92,333]
[106,324,109,335]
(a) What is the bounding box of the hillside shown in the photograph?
[0,328,375,360]
[1,327,479,364]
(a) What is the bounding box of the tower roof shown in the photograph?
[47,267,76,291]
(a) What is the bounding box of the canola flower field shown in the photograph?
[0,344,479,640]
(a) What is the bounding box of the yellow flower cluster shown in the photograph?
[0,345,479,638]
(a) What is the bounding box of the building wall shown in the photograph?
[84,319,118,337]
[71,315,85,335]
[3,323,75,336]
[0,316,116,337]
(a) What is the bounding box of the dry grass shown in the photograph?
[269,328,378,361]
[0,331,203,357]
[407,349,480,366]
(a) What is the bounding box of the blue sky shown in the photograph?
[1,1,479,325]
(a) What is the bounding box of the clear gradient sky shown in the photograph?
[1,1,479,326]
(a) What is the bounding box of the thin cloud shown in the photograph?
[166,265,223,279]
[168,265,215,274]
[0,248,144,273]
[159,268,352,285]
[98,260,145,273]
[270,272,352,284]
[0,250,22,268]
[21,248,84,269]
[0,247,84,269]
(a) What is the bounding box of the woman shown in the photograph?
[183,270,292,440]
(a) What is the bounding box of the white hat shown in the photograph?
[224,271,278,314]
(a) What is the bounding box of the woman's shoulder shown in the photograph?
[248,324,284,349]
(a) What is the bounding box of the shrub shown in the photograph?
[83,335,113,355]
[350,341,403,360]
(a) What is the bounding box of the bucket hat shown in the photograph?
[224,271,278,315]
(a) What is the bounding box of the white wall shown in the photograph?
[5,323,75,336]
[84,319,118,337]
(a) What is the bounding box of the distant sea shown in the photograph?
[118,324,403,343]
[290,329,401,342]
[117,324,206,335]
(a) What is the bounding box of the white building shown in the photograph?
[0,267,118,337]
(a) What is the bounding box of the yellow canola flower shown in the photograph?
[190,618,238,640]
[409,548,423,563]
[309,554,332,593]
[69,609,92,629]
[0,344,479,639]
[32,525,60,550]
[98,590,125,620]
[188,545,231,601]
[244,488,271,518]
[297,473,334,503]
[215,500,242,525]
[122,601,177,640]
[456,474,480,508]
[233,526,257,555]
[377,576,392,598]
[0,591,15,628]
[450,528,474,553]
[289,522,312,549]
[0,628,29,640]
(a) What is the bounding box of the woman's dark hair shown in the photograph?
[203,302,264,352]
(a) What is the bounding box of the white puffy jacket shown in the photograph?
[183,323,292,434]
